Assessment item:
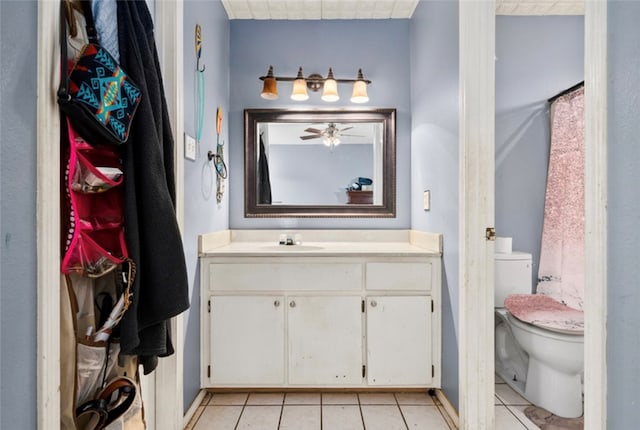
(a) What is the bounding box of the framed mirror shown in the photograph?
[244,108,396,217]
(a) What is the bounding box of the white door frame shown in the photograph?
[458,2,496,428]
[458,1,608,429]
[582,2,608,427]
[36,1,185,428]
[151,1,185,428]
[36,1,62,426]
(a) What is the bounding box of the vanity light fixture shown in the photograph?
[321,68,339,102]
[260,65,279,100]
[350,69,370,103]
[290,67,309,101]
[259,65,371,103]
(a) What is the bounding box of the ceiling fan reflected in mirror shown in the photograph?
[299,123,362,148]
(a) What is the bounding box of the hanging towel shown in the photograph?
[258,135,272,204]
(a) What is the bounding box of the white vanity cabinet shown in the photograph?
[209,295,285,385]
[200,251,441,389]
[288,295,363,385]
[365,261,436,386]
[366,296,433,386]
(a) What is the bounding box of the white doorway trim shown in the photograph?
[36,1,62,427]
[458,2,496,429]
[583,2,608,428]
[152,0,185,429]
[36,1,185,428]
[458,2,608,429]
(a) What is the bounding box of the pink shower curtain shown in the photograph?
[537,86,585,311]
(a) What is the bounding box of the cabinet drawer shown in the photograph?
[209,262,362,291]
[366,262,431,291]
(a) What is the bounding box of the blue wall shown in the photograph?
[228,19,411,229]
[0,1,38,428]
[495,16,583,288]
[409,0,460,409]
[607,3,640,427]
[182,0,230,411]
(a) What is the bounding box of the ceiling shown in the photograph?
[221,0,584,20]
[496,0,583,15]
[221,0,419,20]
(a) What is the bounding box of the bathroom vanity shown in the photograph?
[199,230,442,389]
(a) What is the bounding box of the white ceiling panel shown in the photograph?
[222,0,585,20]
[496,0,584,15]
[222,0,419,20]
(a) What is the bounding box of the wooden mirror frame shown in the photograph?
[244,108,396,218]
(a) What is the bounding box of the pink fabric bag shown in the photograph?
[62,119,128,277]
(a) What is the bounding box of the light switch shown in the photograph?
[184,133,196,161]
[423,190,430,211]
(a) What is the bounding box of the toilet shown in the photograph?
[494,251,584,418]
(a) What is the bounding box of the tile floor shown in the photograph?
[494,374,540,430]
[185,378,541,430]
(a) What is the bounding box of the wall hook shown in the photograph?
[195,24,205,72]
[208,149,228,179]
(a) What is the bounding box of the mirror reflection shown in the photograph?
[244,109,396,217]
[260,121,381,205]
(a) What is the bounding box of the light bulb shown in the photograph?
[321,68,340,102]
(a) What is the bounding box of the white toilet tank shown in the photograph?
[495,252,532,308]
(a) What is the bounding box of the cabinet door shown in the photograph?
[209,295,285,385]
[366,296,433,386]
[288,296,363,385]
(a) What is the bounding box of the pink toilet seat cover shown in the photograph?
[504,294,584,334]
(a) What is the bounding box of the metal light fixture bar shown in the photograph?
[259,67,371,89]
[259,65,371,103]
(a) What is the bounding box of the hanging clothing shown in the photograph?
[537,85,585,311]
[92,0,119,60]
[116,0,189,373]
[258,135,272,204]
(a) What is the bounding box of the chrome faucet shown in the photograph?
[279,233,302,245]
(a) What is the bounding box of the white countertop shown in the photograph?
[198,230,442,257]
[201,241,440,257]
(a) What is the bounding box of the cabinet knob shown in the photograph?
[370,300,377,307]
[289,300,296,308]
[274,300,280,307]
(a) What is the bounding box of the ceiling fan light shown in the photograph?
[291,67,309,101]
[321,68,340,102]
[322,135,340,149]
